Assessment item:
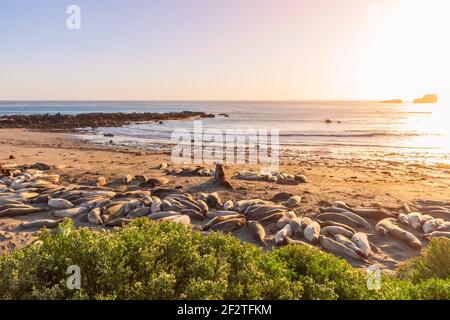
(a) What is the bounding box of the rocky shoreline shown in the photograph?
[0,111,215,130]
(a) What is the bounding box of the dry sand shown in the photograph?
[1,128,450,271]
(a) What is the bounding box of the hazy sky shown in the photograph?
[1,0,449,101]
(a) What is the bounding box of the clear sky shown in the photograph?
[1,0,449,101]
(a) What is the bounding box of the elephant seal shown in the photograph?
[151,197,162,213]
[207,193,223,209]
[319,236,363,260]
[206,210,241,219]
[286,196,302,208]
[148,211,180,220]
[127,206,151,219]
[247,221,266,246]
[316,213,362,229]
[424,231,450,239]
[422,219,444,234]
[196,200,209,213]
[320,226,354,239]
[202,214,243,231]
[275,212,296,230]
[397,213,409,226]
[22,219,63,229]
[338,211,371,229]
[304,222,321,244]
[316,220,356,234]
[333,234,362,255]
[180,209,205,221]
[210,217,246,233]
[437,222,450,232]
[274,224,293,246]
[257,212,286,225]
[351,233,371,258]
[0,207,43,217]
[88,208,103,224]
[352,207,393,219]
[53,206,88,218]
[102,204,126,222]
[223,200,234,210]
[389,225,422,250]
[105,218,132,227]
[376,218,396,235]
[407,212,422,230]
[214,164,233,190]
[289,217,303,237]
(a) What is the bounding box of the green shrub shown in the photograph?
[0,219,449,300]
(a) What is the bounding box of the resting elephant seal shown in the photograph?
[105,218,132,227]
[352,208,393,219]
[257,212,286,225]
[202,214,244,231]
[320,226,354,239]
[397,213,409,226]
[375,218,396,235]
[180,209,205,221]
[316,213,362,229]
[151,197,162,213]
[304,222,321,244]
[317,220,356,234]
[351,232,371,258]
[0,207,43,217]
[53,206,88,218]
[275,212,296,230]
[247,221,266,246]
[210,217,246,233]
[333,234,362,255]
[88,208,103,224]
[274,224,293,246]
[319,236,363,260]
[22,219,64,229]
[223,200,234,210]
[424,231,450,239]
[207,193,223,209]
[289,217,303,237]
[126,206,151,219]
[389,225,422,250]
[422,219,444,234]
[206,210,241,219]
[407,212,422,230]
[148,211,180,220]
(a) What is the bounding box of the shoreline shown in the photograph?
[1,128,450,271]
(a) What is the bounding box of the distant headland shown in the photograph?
[380,99,403,104]
[413,94,438,104]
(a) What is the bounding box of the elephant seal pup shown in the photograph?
[333,234,362,255]
[423,231,450,239]
[397,213,409,226]
[22,219,64,229]
[304,222,321,244]
[319,236,363,260]
[289,217,303,237]
[88,208,103,224]
[389,225,422,250]
[351,233,371,258]
[376,218,396,235]
[274,224,293,246]
[53,206,88,218]
[247,221,266,246]
[0,207,43,217]
[407,212,423,230]
[320,226,354,239]
[210,217,246,233]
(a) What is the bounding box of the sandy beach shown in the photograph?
[1,128,449,271]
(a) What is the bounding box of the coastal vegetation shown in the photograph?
[0,219,448,300]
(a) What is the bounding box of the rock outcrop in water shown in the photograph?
[0,111,215,130]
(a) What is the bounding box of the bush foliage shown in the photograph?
[0,219,448,300]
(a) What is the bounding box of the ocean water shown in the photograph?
[1,101,449,164]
